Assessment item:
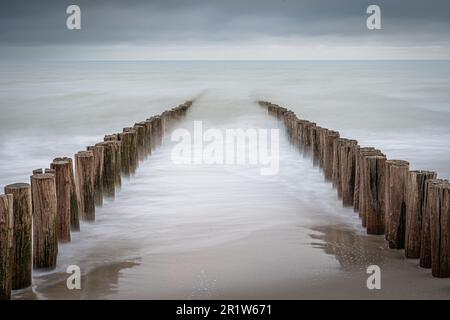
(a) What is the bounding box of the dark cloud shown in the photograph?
[0,0,449,59]
[1,0,450,45]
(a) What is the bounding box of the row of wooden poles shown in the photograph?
[0,100,193,300]
[258,100,450,279]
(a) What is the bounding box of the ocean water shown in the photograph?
[0,61,449,299]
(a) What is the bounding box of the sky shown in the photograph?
[1,0,450,60]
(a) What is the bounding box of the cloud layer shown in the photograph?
[1,0,450,59]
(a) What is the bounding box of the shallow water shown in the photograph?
[1,61,449,299]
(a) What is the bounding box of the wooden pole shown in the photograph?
[87,145,104,207]
[323,131,340,180]
[362,155,387,235]
[75,151,95,221]
[144,119,153,156]
[155,116,163,146]
[119,131,133,176]
[405,170,437,258]
[104,135,122,188]
[0,194,13,300]
[4,183,32,289]
[134,123,146,161]
[353,147,377,213]
[430,182,450,277]
[318,128,330,169]
[310,126,322,167]
[359,150,384,227]
[385,160,410,249]
[31,173,58,269]
[303,122,316,151]
[339,139,358,206]
[49,159,72,243]
[323,131,339,180]
[332,138,349,196]
[96,141,116,198]
[52,157,79,231]
[420,179,448,268]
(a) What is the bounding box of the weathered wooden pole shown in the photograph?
[385,160,410,249]
[87,145,104,206]
[362,155,387,235]
[32,169,43,174]
[303,122,315,151]
[119,131,133,176]
[137,121,150,159]
[430,182,450,277]
[293,117,306,152]
[332,138,349,196]
[155,116,163,146]
[4,183,32,289]
[353,147,377,213]
[104,134,122,188]
[5,183,33,290]
[0,194,13,300]
[49,159,72,242]
[134,123,146,161]
[144,119,153,156]
[323,131,340,181]
[405,170,437,258]
[96,141,116,198]
[318,128,330,169]
[146,117,156,152]
[420,179,448,268]
[359,150,384,227]
[339,140,358,206]
[31,173,58,269]
[75,151,95,221]
[52,157,79,231]
[310,126,322,166]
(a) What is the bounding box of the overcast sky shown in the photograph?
[1,0,450,60]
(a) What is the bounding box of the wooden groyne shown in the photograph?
[0,100,192,300]
[258,100,450,279]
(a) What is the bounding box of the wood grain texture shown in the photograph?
[75,151,95,221]
[385,160,410,249]
[31,173,58,269]
[0,194,13,300]
[4,183,32,289]
[405,171,437,259]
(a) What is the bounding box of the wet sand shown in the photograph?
[15,222,450,299]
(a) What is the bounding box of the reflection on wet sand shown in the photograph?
[14,260,140,300]
[310,224,389,271]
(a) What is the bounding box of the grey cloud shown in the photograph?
[1,0,450,45]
